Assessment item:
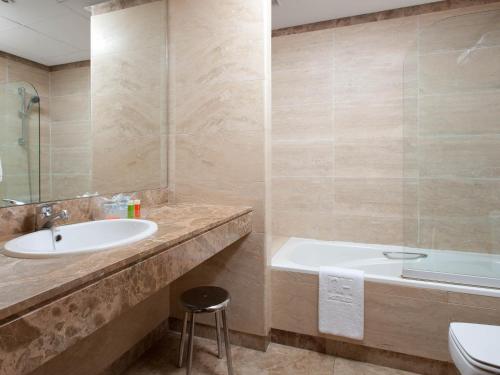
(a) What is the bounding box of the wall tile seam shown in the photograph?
[272,211,409,219]
[173,131,267,137]
[50,93,90,99]
[173,78,267,89]
[272,140,335,144]
[174,179,267,185]
[272,177,336,179]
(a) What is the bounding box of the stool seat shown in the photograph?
[180,286,230,313]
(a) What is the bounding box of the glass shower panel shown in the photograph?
[402,10,500,288]
[0,81,41,207]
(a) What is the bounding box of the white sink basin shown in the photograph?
[3,219,158,259]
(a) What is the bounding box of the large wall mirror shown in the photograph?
[0,0,168,208]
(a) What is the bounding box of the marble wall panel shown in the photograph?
[91,1,167,196]
[169,233,268,335]
[272,141,334,178]
[31,288,170,375]
[0,53,93,204]
[50,91,89,121]
[50,67,90,97]
[272,15,418,246]
[174,80,265,135]
[168,0,271,339]
[419,46,500,96]
[419,217,500,253]
[419,92,500,137]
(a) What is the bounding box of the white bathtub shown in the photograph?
[272,237,500,297]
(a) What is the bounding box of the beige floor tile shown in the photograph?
[123,334,427,375]
[333,358,420,375]
[123,334,335,375]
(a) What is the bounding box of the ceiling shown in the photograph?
[272,0,439,30]
[0,0,105,66]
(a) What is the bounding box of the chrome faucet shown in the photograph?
[36,204,70,230]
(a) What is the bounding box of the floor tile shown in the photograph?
[123,333,335,375]
[123,334,421,375]
[333,358,420,375]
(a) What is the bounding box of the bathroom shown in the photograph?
[0,0,499,374]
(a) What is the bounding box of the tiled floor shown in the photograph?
[123,334,420,375]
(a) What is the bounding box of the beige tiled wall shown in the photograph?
[168,0,272,338]
[90,0,168,196]
[272,18,417,245]
[272,3,500,252]
[49,66,91,200]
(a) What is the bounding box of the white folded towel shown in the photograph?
[319,266,364,340]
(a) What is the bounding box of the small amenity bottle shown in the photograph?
[128,200,135,219]
[134,199,141,218]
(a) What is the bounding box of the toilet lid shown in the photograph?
[450,322,500,370]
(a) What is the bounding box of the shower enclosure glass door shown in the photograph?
[402,9,500,288]
[0,81,41,207]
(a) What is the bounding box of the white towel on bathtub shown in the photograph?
[319,266,364,340]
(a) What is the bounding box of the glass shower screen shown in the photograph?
[0,81,41,207]
[402,9,500,288]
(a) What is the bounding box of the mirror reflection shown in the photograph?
[0,81,40,206]
[0,0,167,208]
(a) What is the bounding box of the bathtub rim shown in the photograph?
[271,237,500,298]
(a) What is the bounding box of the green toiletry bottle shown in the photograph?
[127,200,135,219]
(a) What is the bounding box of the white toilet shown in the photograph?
[449,322,500,375]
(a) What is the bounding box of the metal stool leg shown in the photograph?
[177,312,189,367]
[215,311,223,359]
[221,309,234,375]
[186,312,196,375]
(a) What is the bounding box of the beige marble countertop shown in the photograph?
[0,203,252,323]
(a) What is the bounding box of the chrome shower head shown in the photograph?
[26,95,40,111]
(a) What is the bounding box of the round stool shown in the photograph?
[177,286,233,375]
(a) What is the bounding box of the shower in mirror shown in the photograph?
[18,87,40,146]
[0,81,41,207]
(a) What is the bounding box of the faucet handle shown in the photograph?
[60,209,70,220]
[37,203,54,217]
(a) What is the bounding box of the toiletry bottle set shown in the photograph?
[127,200,141,219]
[103,194,141,220]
